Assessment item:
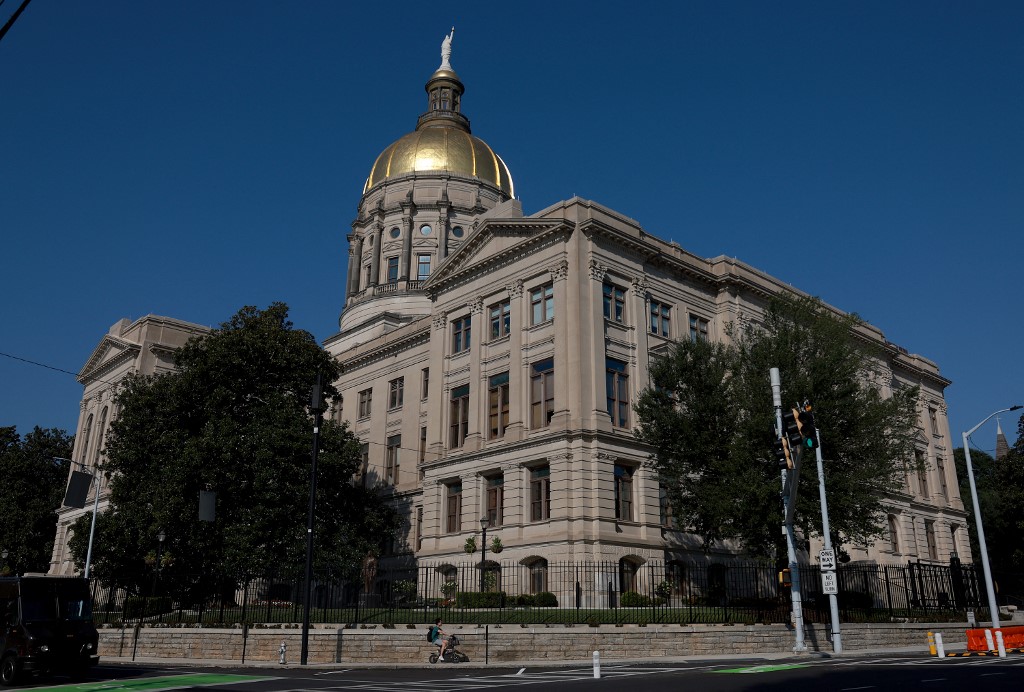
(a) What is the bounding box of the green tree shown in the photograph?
[68,303,397,597]
[955,413,1024,599]
[635,296,921,558]
[0,426,73,574]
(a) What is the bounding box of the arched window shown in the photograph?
[526,558,548,594]
[888,515,901,554]
[93,407,109,468]
[666,560,687,596]
[79,414,93,464]
[618,557,640,593]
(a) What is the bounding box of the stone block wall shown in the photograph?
[98,621,969,664]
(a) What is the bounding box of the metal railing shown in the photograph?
[87,558,987,627]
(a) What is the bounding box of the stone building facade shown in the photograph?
[51,42,967,580]
[49,316,208,575]
[323,45,969,581]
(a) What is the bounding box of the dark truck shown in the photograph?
[0,576,99,685]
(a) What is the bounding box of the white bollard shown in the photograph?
[279,641,287,665]
[985,629,995,652]
[935,633,945,659]
[593,650,601,678]
[996,630,1006,658]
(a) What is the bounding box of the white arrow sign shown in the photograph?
[819,548,836,572]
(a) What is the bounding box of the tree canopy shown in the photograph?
[0,426,72,574]
[69,303,397,594]
[954,414,1024,600]
[635,296,921,558]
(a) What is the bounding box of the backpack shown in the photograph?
[426,626,436,642]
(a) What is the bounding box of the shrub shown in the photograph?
[620,591,652,607]
[512,594,535,607]
[533,591,558,607]
[456,591,506,608]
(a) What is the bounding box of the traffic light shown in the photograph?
[796,404,818,450]
[772,435,793,470]
[782,408,802,451]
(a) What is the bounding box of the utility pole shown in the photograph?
[771,368,806,652]
[809,419,842,653]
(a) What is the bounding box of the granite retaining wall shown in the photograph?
[98,621,968,664]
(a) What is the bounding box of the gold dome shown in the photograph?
[363,127,514,198]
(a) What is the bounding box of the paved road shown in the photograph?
[18,654,1024,692]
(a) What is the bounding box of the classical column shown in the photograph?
[505,280,525,441]
[369,224,383,286]
[346,235,363,298]
[400,214,414,281]
[549,260,572,428]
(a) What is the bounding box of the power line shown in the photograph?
[0,0,34,45]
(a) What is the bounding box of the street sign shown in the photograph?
[821,571,838,595]
[819,548,836,572]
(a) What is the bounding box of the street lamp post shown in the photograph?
[962,405,1022,629]
[479,517,489,594]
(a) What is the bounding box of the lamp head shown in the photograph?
[480,517,488,530]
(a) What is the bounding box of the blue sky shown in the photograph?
[1,1,1021,452]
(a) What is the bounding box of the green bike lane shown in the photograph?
[26,674,274,692]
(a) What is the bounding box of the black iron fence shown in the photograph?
[89,558,986,627]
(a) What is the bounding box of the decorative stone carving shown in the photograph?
[471,298,484,315]
[550,260,569,282]
[433,311,448,330]
[507,279,524,298]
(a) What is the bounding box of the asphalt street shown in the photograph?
[15,654,1024,692]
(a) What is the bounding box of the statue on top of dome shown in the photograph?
[440,27,455,70]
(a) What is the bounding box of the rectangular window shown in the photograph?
[422,367,429,399]
[358,443,369,488]
[364,265,372,287]
[449,384,470,448]
[614,465,634,521]
[385,434,401,485]
[446,482,462,532]
[419,426,427,463]
[650,299,671,337]
[530,283,554,325]
[530,465,551,521]
[606,358,629,428]
[925,520,938,560]
[485,474,504,527]
[602,283,625,323]
[530,358,555,428]
[388,377,404,410]
[386,256,399,283]
[452,316,471,353]
[489,299,511,340]
[416,253,431,280]
[936,456,948,498]
[358,388,372,418]
[488,372,510,439]
[416,506,423,551]
[689,315,709,342]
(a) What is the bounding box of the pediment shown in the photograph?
[78,335,141,383]
[423,217,569,293]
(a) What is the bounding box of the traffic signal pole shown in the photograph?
[812,428,843,653]
[771,368,806,653]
